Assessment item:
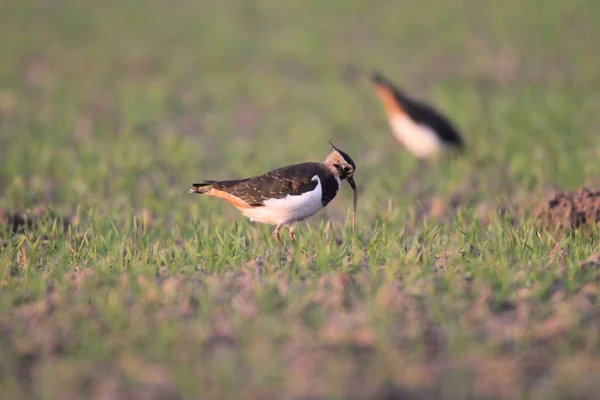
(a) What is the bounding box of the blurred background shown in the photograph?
[1,0,599,221]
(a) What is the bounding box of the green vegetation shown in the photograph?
[1,0,599,398]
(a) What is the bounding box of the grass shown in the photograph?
[1,0,600,398]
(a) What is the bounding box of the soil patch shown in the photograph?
[533,187,600,232]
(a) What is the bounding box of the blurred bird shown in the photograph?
[370,71,464,158]
[189,144,357,257]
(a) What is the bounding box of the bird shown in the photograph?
[189,143,357,257]
[370,71,464,158]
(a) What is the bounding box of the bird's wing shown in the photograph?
[404,99,464,147]
[210,163,322,206]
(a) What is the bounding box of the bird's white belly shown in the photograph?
[239,175,324,225]
[390,115,445,158]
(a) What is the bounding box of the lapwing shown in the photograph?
[189,143,357,257]
[370,71,464,158]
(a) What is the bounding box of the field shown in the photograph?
[1,0,600,399]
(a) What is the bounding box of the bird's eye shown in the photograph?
[343,166,351,173]
[333,163,341,169]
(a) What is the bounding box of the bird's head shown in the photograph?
[323,142,356,184]
[370,71,388,86]
[323,142,358,229]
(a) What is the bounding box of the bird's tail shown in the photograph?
[189,181,217,194]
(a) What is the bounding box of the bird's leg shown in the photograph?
[272,224,283,245]
[415,158,434,197]
[289,223,312,258]
[288,223,296,244]
[272,224,292,260]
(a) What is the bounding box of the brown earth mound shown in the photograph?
[533,187,600,232]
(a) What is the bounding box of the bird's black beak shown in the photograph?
[347,176,357,229]
[347,176,356,191]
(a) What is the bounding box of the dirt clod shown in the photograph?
[581,253,600,270]
[533,187,600,232]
